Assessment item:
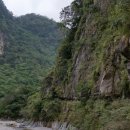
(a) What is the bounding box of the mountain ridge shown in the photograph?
[0,0,63,118]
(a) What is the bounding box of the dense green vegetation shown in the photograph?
[1,0,130,130]
[22,0,130,130]
[0,0,63,118]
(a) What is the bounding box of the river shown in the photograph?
[0,121,52,130]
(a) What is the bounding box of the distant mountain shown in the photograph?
[0,0,63,99]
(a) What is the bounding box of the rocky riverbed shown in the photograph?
[0,121,52,130]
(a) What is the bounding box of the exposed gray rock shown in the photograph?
[52,122,77,130]
[0,32,4,55]
[68,45,91,98]
[127,62,130,80]
[100,70,114,96]
[98,36,130,96]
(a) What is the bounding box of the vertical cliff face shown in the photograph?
[50,0,130,98]
[39,0,130,129]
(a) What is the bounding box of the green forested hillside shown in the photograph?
[0,0,63,118]
[3,0,130,130]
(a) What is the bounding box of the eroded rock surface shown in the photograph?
[98,36,130,96]
[0,32,4,55]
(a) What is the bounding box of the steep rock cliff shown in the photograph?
[12,0,130,129]
[49,0,130,98]
[39,0,130,129]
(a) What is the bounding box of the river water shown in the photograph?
[0,121,52,130]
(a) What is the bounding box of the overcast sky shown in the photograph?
[3,0,73,21]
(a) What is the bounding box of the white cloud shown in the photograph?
[3,0,73,21]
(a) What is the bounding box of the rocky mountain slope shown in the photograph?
[24,0,130,130]
[1,0,130,129]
